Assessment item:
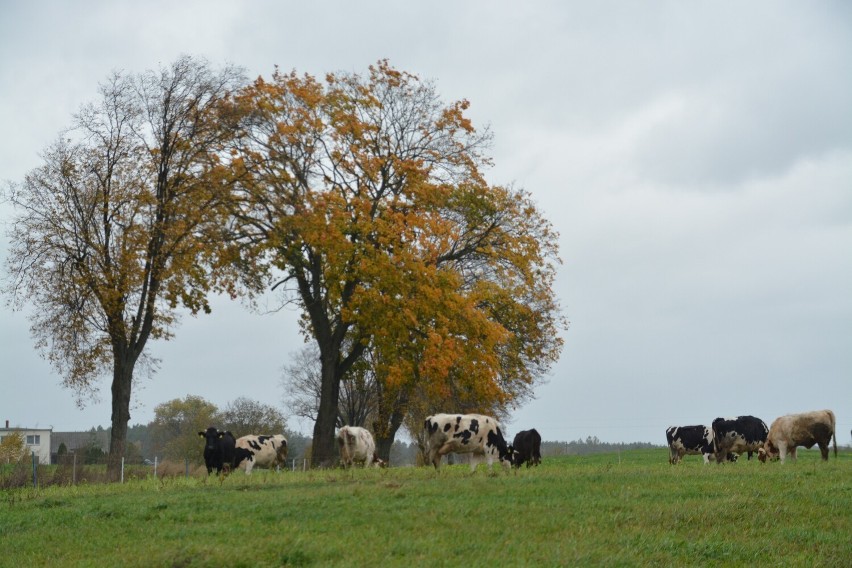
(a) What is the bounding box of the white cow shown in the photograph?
[424,413,514,471]
[233,434,288,474]
[337,426,383,468]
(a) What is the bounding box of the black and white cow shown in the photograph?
[665,425,715,464]
[197,427,236,475]
[711,415,769,463]
[424,413,514,471]
[233,434,288,474]
[512,429,542,468]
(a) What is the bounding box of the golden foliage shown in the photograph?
[227,60,565,445]
[0,431,27,464]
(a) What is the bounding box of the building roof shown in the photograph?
[51,431,109,453]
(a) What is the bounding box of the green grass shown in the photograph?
[1,449,850,567]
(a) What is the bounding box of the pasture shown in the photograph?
[1,448,849,567]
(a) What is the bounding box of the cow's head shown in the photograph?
[510,447,525,469]
[500,445,515,468]
[758,441,779,463]
[198,427,222,450]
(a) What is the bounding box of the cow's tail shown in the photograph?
[829,409,837,458]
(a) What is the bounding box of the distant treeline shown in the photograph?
[541,436,661,457]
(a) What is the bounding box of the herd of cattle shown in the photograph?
[197,413,542,474]
[666,409,838,465]
[198,408,837,474]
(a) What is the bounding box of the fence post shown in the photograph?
[72,452,77,485]
[121,457,125,483]
[185,458,189,478]
[32,451,37,489]
[154,456,158,478]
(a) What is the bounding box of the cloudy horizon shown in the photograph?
[2,1,850,446]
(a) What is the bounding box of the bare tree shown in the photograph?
[3,57,244,478]
[218,397,287,437]
[281,344,378,429]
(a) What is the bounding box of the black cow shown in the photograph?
[665,425,715,464]
[711,415,769,463]
[198,427,236,475]
[512,429,542,468]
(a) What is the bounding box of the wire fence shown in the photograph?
[0,452,327,490]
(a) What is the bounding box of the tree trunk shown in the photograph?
[374,433,396,463]
[373,403,406,463]
[311,350,341,468]
[107,357,134,480]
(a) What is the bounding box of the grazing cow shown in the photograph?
[758,410,837,463]
[233,434,288,474]
[665,425,715,464]
[512,429,542,468]
[197,427,236,475]
[711,415,769,463]
[337,426,384,468]
[424,413,514,471]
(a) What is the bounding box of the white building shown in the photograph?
[0,420,52,464]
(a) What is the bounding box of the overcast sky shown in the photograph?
[2,1,850,445]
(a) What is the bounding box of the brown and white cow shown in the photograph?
[758,409,837,463]
[337,426,384,468]
[424,413,514,471]
[233,434,288,474]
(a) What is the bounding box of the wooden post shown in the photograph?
[31,451,37,489]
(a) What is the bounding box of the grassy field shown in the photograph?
[1,448,849,567]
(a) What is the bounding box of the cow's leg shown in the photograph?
[778,442,788,463]
[818,442,829,461]
[789,447,797,461]
[471,453,484,473]
[429,446,445,470]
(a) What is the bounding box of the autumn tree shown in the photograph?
[151,395,218,462]
[227,61,563,466]
[3,57,244,479]
[0,431,27,464]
